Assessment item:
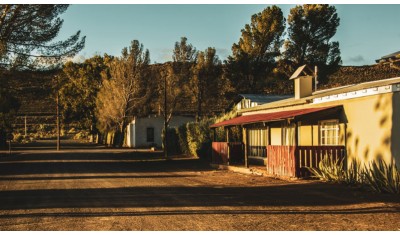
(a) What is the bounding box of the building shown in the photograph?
[126,115,195,148]
[211,65,400,178]
[229,94,292,111]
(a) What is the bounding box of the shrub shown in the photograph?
[161,127,181,155]
[363,159,400,194]
[13,133,24,143]
[307,156,345,182]
[176,125,189,154]
[309,156,400,194]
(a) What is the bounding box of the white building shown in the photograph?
[125,115,195,148]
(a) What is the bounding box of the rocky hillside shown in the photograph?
[324,63,400,89]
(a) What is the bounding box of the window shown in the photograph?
[319,120,339,145]
[282,123,295,146]
[146,127,154,142]
[247,128,268,158]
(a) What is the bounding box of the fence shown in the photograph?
[211,142,244,165]
[266,145,346,178]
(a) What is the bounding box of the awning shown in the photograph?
[210,106,341,128]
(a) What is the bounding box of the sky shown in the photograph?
[56,4,400,66]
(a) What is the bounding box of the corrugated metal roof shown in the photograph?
[210,106,339,128]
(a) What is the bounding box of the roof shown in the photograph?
[210,106,340,128]
[237,94,292,104]
[376,51,400,63]
[310,76,400,99]
[240,76,400,114]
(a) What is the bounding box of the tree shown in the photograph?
[160,37,197,126]
[0,88,19,148]
[57,55,109,138]
[0,4,85,70]
[192,47,226,121]
[283,4,341,82]
[96,40,150,147]
[226,5,285,94]
[172,37,197,63]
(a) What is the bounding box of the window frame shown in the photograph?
[319,119,339,146]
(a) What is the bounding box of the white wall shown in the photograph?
[126,115,195,148]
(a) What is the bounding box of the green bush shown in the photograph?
[176,125,189,154]
[162,127,181,155]
[309,156,400,194]
[307,156,345,182]
[363,159,400,194]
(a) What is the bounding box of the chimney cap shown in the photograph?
[289,64,314,80]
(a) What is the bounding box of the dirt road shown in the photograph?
[0,141,399,230]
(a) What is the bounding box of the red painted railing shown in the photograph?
[212,142,346,178]
[212,142,229,164]
[211,142,244,165]
[266,145,297,177]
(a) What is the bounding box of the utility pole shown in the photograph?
[314,65,318,91]
[24,116,27,137]
[56,86,60,151]
[164,73,168,159]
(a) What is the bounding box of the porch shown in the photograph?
[211,143,345,178]
[210,106,346,178]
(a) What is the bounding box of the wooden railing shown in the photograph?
[296,146,346,178]
[211,142,244,165]
[266,145,297,177]
[266,145,346,178]
[212,143,346,178]
[212,142,228,164]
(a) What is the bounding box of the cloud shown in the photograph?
[215,48,230,61]
[347,55,366,63]
[153,48,172,64]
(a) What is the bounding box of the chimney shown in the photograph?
[289,65,313,99]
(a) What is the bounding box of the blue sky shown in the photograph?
[57,4,400,66]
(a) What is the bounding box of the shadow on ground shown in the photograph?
[0,140,399,220]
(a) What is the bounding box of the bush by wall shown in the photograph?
[309,156,400,194]
[161,127,182,155]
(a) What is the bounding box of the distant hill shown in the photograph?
[7,70,57,115]
[324,63,400,89]
[7,63,400,123]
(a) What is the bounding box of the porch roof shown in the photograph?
[210,106,341,128]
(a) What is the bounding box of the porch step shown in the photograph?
[210,164,268,177]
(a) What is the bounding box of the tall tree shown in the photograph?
[283,4,341,82]
[57,55,109,138]
[0,4,85,70]
[96,40,150,147]
[192,47,226,121]
[226,5,285,94]
[172,37,197,63]
[160,37,197,126]
[0,88,19,148]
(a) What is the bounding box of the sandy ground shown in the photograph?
[0,140,399,231]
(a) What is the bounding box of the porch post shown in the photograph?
[294,121,298,146]
[294,121,299,177]
[243,126,248,168]
[226,127,230,165]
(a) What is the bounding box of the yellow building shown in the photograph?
[211,67,400,178]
